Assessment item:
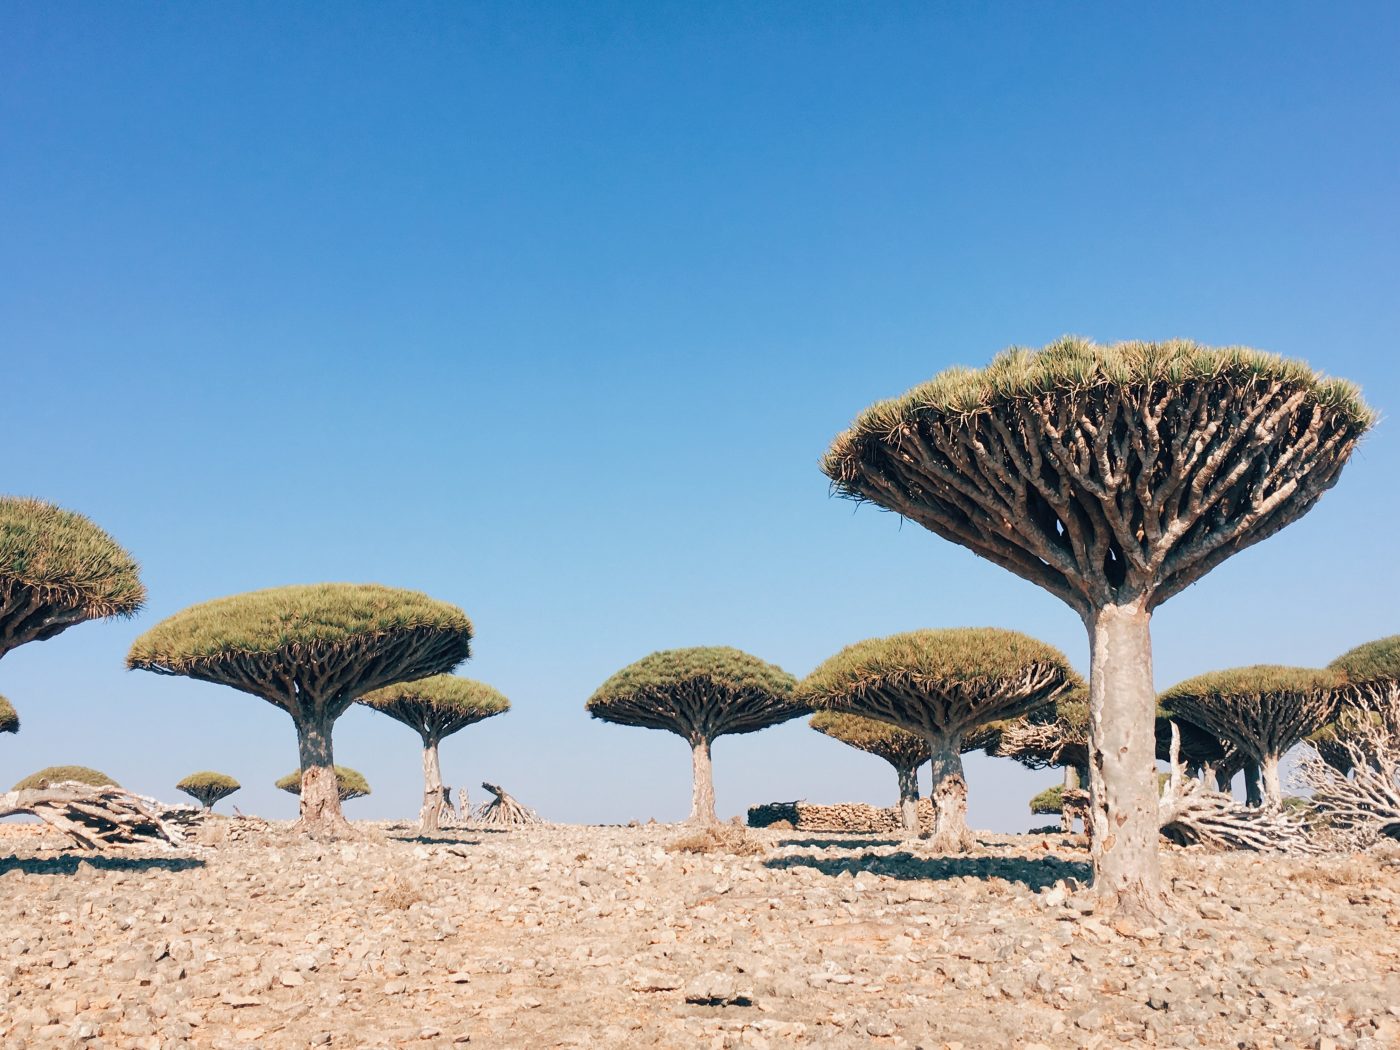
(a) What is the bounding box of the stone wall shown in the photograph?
[746,799,935,834]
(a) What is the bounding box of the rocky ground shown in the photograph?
[1,819,1398,1050]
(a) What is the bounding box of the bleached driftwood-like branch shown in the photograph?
[0,781,185,849]
[473,782,541,827]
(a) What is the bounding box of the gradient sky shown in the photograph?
[3,2,1397,831]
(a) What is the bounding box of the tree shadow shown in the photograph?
[386,831,502,845]
[0,854,206,875]
[765,850,1090,891]
[776,837,905,850]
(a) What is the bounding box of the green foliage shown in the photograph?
[800,628,1081,704]
[12,765,118,790]
[276,766,370,801]
[589,647,796,709]
[1030,784,1064,815]
[359,675,509,739]
[1160,666,1342,705]
[0,496,145,620]
[1330,635,1400,684]
[0,694,16,734]
[810,711,929,767]
[128,583,472,670]
[823,338,1373,476]
[176,771,241,807]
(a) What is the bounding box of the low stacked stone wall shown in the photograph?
[747,798,935,833]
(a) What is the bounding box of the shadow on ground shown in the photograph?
[386,832,497,846]
[765,850,1090,890]
[0,854,205,875]
[776,837,905,850]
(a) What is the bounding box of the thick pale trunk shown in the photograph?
[689,737,718,825]
[1212,764,1233,793]
[895,764,920,836]
[1086,602,1162,917]
[1259,755,1282,809]
[926,735,972,852]
[419,736,444,834]
[1061,765,1081,832]
[1244,760,1263,807]
[295,717,350,838]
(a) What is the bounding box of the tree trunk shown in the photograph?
[689,737,718,825]
[895,764,920,836]
[1259,754,1282,809]
[419,736,444,835]
[926,734,973,852]
[295,716,350,838]
[1244,759,1264,807]
[1061,765,1081,832]
[1085,601,1163,918]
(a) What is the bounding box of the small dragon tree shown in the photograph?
[1160,666,1341,808]
[0,695,17,735]
[810,710,930,835]
[823,338,1371,913]
[176,772,241,813]
[277,766,371,802]
[587,647,803,825]
[13,766,118,790]
[0,497,145,659]
[128,584,472,837]
[800,628,1080,851]
[357,675,510,834]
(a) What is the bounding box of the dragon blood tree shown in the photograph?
[176,772,241,812]
[1160,666,1342,808]
[587,647,803,825]
[0,695,16,735]
[823,338,1371,912]
[277,766,370,802]
[128,584,472,837]
[810,710,930,835]
[800,628,1080,851]
[1331,635,1400,732]
[997,691,1090,791]
[0,497,144,660]
[1153,707,1249,793]
[358,675,510,833]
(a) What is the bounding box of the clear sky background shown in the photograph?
[3,2,1397,830]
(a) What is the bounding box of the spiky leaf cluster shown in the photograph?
[996,690,1090,770]
[1330,636,1400,685]
[12,765,118,790]
[0,694,16,734]
[1160,666,1341,761]
[810,711,930,770]
[358,675,509,741]
[800,628,1080,738]
[1030,784,1064,815]
[0,497,145,657]
[587,647,803,742]
[128,584,473,718]
[176,771,241,807]
[822,339,1373,613]
[276,766,370,800]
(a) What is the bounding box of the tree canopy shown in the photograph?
[1030,784,1065,815]
[0,497,145,658]
[0,694,16,735]
[809,710,929,769]
[587,647,802,740]
[821,338,1373,614]
[995,691,1090,770]
[1330,635,1400,685]
[13,765,118,791]
[799,627,1080,736]
[359,674,509,740]
[277,766,370,800]
[1161,666,1342,707]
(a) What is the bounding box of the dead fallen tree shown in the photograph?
[0,781,186,849]
[472,782,541,827]
[1297,705,1400,847]
[1157,724,1318,853]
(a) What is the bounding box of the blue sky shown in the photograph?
[3,2,1397,829]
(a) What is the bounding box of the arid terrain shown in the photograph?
[2,819,1398,1050]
